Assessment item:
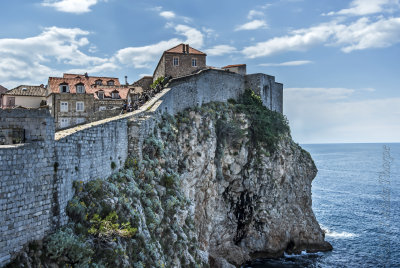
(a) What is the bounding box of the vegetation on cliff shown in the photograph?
[8,89,314,268]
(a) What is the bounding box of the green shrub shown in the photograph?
[88,211,137,238]
[45,227,93,266]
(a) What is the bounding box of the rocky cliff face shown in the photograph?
[8,91,331,268]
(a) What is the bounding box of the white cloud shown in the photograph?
[0,26,111,88]
[235,20,268,31]
[41,0,100,14]
[259,60,313,66]
[284,87,400,143]
[115,24,204,69]
[335,17,400,52]
[248,10,264,19]
[160,11,176,19]
[204,45,237,56]
[326,0,400,16]
[243,16,400,57]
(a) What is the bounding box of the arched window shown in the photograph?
[76,83,85,93]
[59,83,69,93]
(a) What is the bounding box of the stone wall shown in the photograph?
[0,69,283,266]
[245,73,283,113]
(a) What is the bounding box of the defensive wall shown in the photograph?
[0,69,283,266]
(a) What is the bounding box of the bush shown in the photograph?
[237,89,290,152]
[88,211,137,238]
[45,227,93,266]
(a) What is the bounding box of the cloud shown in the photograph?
[41,0,100,14]
[115,24,204,69]
[325,0,400,16]
[248,10,264,19]
[242,16,400,57]
[160,11,176,19]
[335,17,400,52]
[235,20,268,31]
[0,26,110,88]
[259,60,313,66]
[284,87,400,143]
[204,45,237,56]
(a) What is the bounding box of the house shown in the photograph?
[47,73,129,129]
[0,85,7,109]
[153,44,207,82]
[222,64,247,75]
[2,85,46,108]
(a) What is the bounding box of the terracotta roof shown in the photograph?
[222,64,246,69]
[89,85,129,100]
[165,44,206,55]
[0,85,7,94]
[5,85,46,97]
[48,74,127,100]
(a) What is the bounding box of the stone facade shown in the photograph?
[0,85,8,109]
[132,76,153,91]
[0,69,284,266]
[153,44,207,82]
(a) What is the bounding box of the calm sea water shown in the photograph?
[245,143,400,268]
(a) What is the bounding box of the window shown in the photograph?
[112,92,119,99]
[60,102,68,112]
[95,79,102,85]
[76,102,84,112]
[76,118,85,124]
[60,118,70,128]
[173,57,179,66]
[59,84,69,93]
[192,58,197,67]
[99,106,106,111]
[107,80,115,86]
[98,91,104,99]
[76,84,85,93]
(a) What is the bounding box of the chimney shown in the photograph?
[125,75,128,85]
[182,44,186,53]
[186,44,190,54]
[84,72,88,78]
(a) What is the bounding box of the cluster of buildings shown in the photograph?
[0,44,247,130]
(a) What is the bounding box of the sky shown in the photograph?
[0,0,399,144]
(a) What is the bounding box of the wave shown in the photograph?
[321,225,358,239]
[283,251,323,258]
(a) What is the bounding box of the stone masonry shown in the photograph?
[0,69,283,266]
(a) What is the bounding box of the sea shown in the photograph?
[245,143,400,268]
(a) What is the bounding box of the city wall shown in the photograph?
[0,69,283,266]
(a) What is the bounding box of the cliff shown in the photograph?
[7,90,331,268]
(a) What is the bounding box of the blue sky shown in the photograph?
[0,0,399,143]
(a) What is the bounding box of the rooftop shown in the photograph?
[165,44,206,55]
[5,85,46,97]
[222,64,246,69]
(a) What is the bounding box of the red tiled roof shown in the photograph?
[48,74,127,100]
[222,64,246,69]
[89,85,129,100]
[165,44,206,55]
[5,85,46,97]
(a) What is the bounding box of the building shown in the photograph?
[132,76,153,91]
[153,44,207,82]
[0,85,7,109]
[47,73,129,129]
[222,64,247,75]
[2,85,46,109]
